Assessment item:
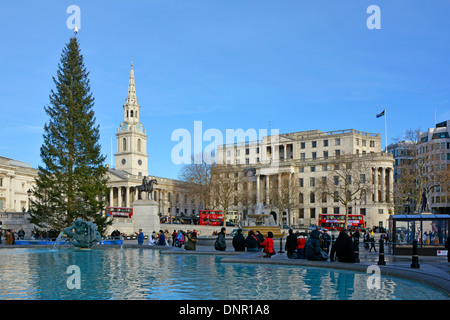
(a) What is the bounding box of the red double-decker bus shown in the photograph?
[318,214,365,231]
[106,207,133,218]
[199,210,223,226]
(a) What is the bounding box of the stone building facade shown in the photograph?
[0,156,37,236]
[217,128,395,229]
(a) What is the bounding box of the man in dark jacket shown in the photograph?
[232,229,246,251]
[305,229,327,261]
[215,227,227,251]
[330,230,355,263]
[285,229,298,259]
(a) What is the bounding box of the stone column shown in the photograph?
[380,167,385,203]
[373,167,378,203]
[389,168,394,204]
[256,174,260,206]
[266,175,270,205]
[109,188,114,207]
[118,186,122,208]
[125,186,130,208]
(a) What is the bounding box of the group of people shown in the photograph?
[137,229,199,251]
[302,228,357,262]
[219,227,278,258]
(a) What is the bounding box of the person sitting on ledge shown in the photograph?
[330,229,355,263]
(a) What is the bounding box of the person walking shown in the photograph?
[214,227,227,251]
[369,236,377,252]
[285,229,298,259]
[232,229,246,251]
[245,230,259,252]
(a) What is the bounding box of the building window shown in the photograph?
[323,151,328,159]
[310,177,315,187]
[322,207,328,214]
[299,208,304,219]
[323,140,328,147]
[335,138,341,146]
[312,141,317,148]
[310,192,315,203]
[301,142,305,149]
[310,208,316,219]
[299,178,304,187]
[334,207,340,214]
[370,140,375,148]
[312,152,317,159]
[123,138,127,151]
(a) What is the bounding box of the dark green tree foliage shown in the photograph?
[30,37,111,235]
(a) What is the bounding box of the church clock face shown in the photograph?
[121,158,126,165]
[122,123,128,130]
[136,124,142,132]
[138,159,142,166]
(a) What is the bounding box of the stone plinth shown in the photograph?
[132,200,161,236]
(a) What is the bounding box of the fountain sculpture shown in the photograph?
[57,218,102,248]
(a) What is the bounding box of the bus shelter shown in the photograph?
[389,214,449,255]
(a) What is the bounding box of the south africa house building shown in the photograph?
[216,128,395,230]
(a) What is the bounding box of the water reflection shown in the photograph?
[0,248,446,300]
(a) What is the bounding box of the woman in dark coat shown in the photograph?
[214,227,227,251]
[331,230,355,263]
[305,229,326,261]
[232,229,246,251]
[245,230,259,252]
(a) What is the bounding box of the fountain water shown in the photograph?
[52,232,70,250]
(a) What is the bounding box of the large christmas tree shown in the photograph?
[30,36,111,235]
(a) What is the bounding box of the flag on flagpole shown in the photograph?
[376,109,385,118]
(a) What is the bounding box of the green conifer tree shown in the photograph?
[29,37,111,235]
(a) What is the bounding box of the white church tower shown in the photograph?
[114,60,149,176]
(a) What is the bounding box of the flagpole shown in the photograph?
[384,108,387,153]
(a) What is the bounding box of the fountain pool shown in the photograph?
[0,247,447,300]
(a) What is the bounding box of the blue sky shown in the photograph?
[1,1,449,180]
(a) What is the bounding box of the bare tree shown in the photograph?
[178,154,214,211]
[238,170,257,221]
[269,173,300,227]
[210,164,242,225]
[316,155,373,228]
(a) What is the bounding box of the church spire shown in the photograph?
[126,58,138,105]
